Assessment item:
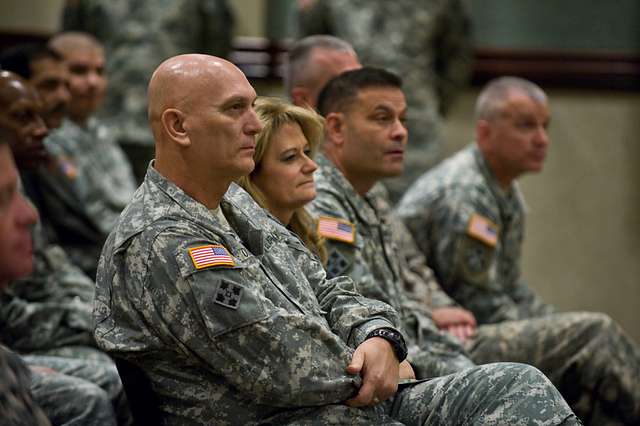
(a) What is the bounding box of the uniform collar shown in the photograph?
[315,154,381,226]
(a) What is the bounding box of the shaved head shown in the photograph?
[148,54,261,208]
[0,71,30,105]
[0,71,48,169]
[148,54,245,140]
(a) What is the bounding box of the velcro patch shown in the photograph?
[214,280,243,309]
[326,248,351,278]
[57,156,77,180]
[188,244,235,269]
[317,216,355,244]
[467,214,498,247]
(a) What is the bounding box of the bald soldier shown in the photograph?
[94,54,579,425]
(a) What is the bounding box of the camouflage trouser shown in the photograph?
[264,363,580,425]
[24,354,132,426]
[466,312,640,426]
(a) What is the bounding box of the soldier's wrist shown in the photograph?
[365,327,408,362]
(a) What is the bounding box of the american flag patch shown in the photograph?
[467,214,498,247]
[317,216,355,244]
[188,245,235,269]
[58,157,77,180]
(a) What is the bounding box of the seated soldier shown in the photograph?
[396,76,640,425]
[17,32,136,278]
[310,67,640,425]
[0,41,100,360]
[0,70,131,425]
[94,54,579,425]
[0,128,50,426]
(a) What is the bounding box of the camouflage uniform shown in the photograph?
[311,155,475,379]
[0,344,50,426]
[297,0,473,201]
[62,0,235,182]
[0,188,132,425]
[396,144,640,424]
[0,224,96,356]
[95,164,579,425]
[45,118,136,235]
[24,354,124,426]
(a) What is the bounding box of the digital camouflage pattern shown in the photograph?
[310,154,474,379]
[0,189,132,425]
[45,117,136,234]
[397,144,640,424]
[95,164,579,425]
[24,354,126,426]
[62,0,235,180]
[0,345,50,426]
[397,144,555,324]
[0,215,96,354]
[297,0,473,201]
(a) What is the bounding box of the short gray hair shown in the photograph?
[285,35,355,96]
[475,76,547,121]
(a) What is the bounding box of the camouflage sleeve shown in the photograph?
[0,246,95,352]
[433,0,473,116]
[127,230,362,406]
[198,0,235,57]
[0,345,51,426]
[429,197,530,324]
[0,294,94,352]
[391,215,457,310]
[284,233,402,347]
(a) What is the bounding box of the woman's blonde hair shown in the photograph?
[238,97,327,263]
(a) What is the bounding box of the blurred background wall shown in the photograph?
[1,0,638,341]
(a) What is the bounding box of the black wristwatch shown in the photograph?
[366,328,408,362]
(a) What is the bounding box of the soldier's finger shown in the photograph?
[346,348,365,375]
[345,380,376,407]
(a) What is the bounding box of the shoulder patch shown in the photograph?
[467,213,498,247]
[56,156,77,180]
[188,244,235,269]
[317,216,355,244]
[326,248,351,278]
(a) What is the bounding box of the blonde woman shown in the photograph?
[238,97,326,263]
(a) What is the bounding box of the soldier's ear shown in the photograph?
[162,108,190,147]
[325,112,346,147]
[476,120,491,146]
